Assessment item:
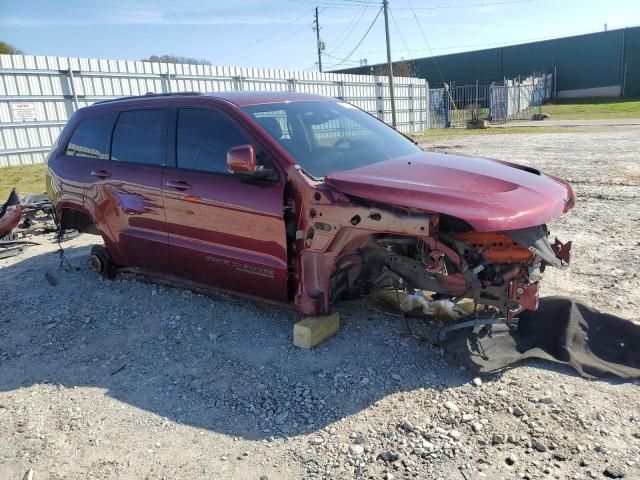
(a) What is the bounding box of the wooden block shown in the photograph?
[293,312,340,349]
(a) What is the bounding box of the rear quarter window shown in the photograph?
[65,112,116,159]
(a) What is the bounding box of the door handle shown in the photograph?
[166,180,192,191]
[91,169,111,179]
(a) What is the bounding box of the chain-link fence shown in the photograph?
[427,72,553,129]
[490,73,553,123]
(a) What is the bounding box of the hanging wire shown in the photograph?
[324,1,370,55]
[327,5,383,68]
[232,20,317,65]
[389,5,414,59]
[210,9,315,63]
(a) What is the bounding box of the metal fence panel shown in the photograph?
[428,88,448,129]
[0,54,429,167]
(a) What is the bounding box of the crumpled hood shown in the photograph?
[324,151,575,231]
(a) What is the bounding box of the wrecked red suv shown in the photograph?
[47,92,574,320]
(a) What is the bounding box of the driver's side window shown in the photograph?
[177,108,259,174]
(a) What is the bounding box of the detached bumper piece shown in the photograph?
[505,225,571,268]
[0,188,23,239]
[0,188,27,259]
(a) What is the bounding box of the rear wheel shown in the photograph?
[90,245,115,279]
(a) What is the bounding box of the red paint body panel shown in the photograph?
[163,167,288,301]
[46,92,575,318]
[325,151,575,232]
[83,158,169,271]
[0,203,23,238]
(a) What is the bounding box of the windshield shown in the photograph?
[241,101,421,178]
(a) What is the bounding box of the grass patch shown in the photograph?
[415,125,585,138]
[0,163,47,200]
[541,97,640,119]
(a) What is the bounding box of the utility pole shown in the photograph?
[382,0,397,127]
[315,7,323,72]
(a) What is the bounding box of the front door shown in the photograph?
[84,108,170,271]
[163,107,288,302]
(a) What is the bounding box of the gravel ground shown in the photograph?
[1,126,639,480]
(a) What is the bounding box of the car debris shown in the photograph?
[0,188,77,259]
[0,188,24,239]
[0,188,27,259]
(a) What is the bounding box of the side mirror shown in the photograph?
[227,145,256,175]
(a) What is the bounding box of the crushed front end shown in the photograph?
[288,172,572,322]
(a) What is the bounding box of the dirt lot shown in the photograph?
[1,126,639,480]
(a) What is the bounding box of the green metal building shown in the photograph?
[337,27,640,98]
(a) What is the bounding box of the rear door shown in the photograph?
[84,108,170,271]
[52,111,115,220]
[163,107,288,301]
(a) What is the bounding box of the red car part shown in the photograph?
[0,189,24,239]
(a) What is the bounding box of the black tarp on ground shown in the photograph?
[442,297,640,380]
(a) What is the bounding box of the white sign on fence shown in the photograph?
[10,102,38,122]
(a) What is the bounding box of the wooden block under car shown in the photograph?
[293,313,340,349]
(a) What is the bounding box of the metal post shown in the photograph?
[163,72,172,93]
[620,28,626,97]
[67,68,79,111]
[475,79,479,109]
[374,76,384,121]
[444,84,450,128]
[489,82,493,121]
[336,81,345,100]
[424,82,430,131]
[382,0,397,128]
[408,82,415,132]
[315,7,322,73]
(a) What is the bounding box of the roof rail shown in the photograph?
[93,91,202,105]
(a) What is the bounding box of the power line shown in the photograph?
[232,19,316,65]
[329,24,638,57]
[399,0,535,10]
[287,0,536,9]
[406,0,447,86]
[327,5,383,68]
[323,52,361,63]
[325,1,370,55]
[389,4,414,58]
[210,9,314,62]
[286,0,370,8]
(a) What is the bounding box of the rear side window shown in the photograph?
[176,108,250,173]
[65,112,115,159]
[111,109,167,165]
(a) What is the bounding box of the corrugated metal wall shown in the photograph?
[501,30,624,91]
[338,27,640,97]
[0,54,429,168]
[624,27,640,97]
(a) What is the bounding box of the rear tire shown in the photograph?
[90,245,115,279]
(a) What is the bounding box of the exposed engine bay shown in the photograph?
[330,225,571,321]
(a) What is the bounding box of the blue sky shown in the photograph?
[1,0,639,71]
